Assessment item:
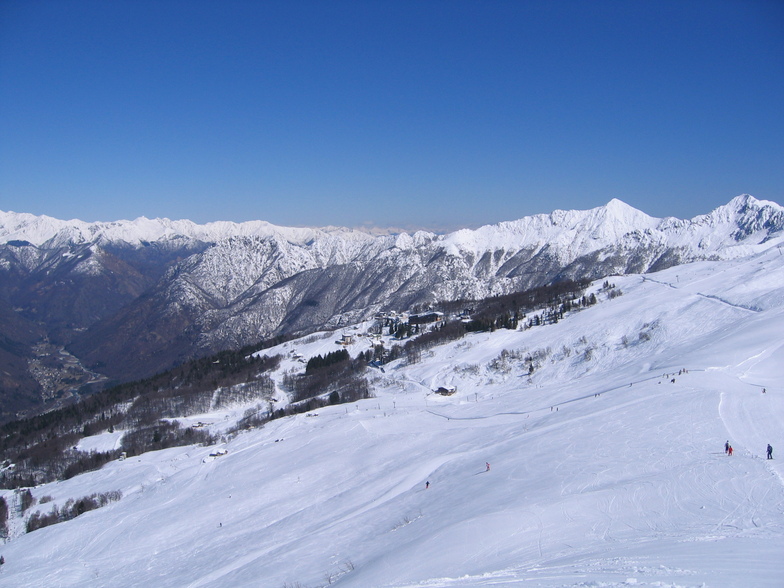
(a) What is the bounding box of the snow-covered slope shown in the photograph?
[2,232,783,587]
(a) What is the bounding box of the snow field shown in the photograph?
[1,246,784,587]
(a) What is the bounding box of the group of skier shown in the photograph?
[725,440,773,460]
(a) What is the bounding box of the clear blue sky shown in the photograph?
[1,0,782,230]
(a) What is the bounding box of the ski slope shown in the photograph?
[2,239,784,587]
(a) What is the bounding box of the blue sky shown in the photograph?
[1,0,782,231]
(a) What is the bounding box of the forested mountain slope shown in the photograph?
[0,195,781,418]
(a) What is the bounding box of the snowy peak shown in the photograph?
[0,210,83,247]
[706,194,784,237]
[598,197,655,227]
[559,198,658,243]
[439,199,655,263]
[439,199,654,257]
[690,194,782,227]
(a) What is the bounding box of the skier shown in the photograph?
[728,445,733,456]
[767,444,773,460]
[486,462,491,472]
[426,481,430,489]
[725,440,730,454]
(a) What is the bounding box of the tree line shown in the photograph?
[25,490,122,533]
[379,279,595,365]
[0,344,283,488]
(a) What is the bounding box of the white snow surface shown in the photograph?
[2,236,784,587]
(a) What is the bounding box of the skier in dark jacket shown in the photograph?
[725,441,730,454]
[767,444,773,459]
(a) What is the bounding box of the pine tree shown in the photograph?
[0,496,7,537]
[20,489,34,513]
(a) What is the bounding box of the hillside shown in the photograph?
[1,195,782,421]
[0,231,782,586]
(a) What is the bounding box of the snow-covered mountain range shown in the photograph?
[0,195,782,418]
[1,227,783,587]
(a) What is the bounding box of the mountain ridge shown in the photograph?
[3,197,783,275]
[0,209,384,248]
[0,195,782,419]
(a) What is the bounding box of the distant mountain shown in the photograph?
[1,195,782,418]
